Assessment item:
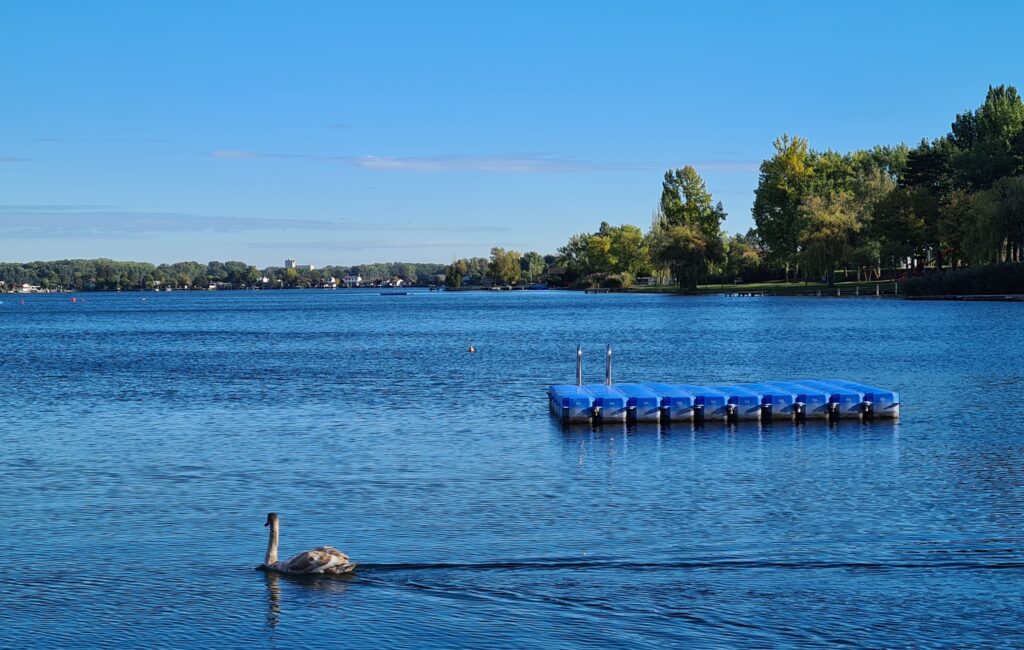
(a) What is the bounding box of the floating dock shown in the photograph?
[547,346,899,423]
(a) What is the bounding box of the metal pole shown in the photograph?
[576,344,582,387]
[605,345,612,386]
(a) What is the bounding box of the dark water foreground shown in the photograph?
[1,290,1022,648]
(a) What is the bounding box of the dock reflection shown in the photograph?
[553,417,899,440]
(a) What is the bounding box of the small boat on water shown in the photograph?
[379,291,409,296]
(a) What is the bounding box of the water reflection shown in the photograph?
[554,418,899,439]
[264,572,280,630]
[263,569,355,631]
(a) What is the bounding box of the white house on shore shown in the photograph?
[343,274,362,287]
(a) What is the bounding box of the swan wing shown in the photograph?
[280,546,356,574]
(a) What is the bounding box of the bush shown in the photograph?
[601,272,634,289]
[902,262,1024,296]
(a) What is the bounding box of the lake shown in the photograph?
[1,290,1022,648]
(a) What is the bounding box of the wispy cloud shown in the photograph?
[343,221,510,233]
[0,155,29,162]
[209,149,296,160]
[0,204,509,238]
[326,123,353,130]
[688,159,761,173]
[0,205,333,238]
[209,149,760,174]
[349,154,633,173]
[247,239,473,252]
[33,137,173,143]
[209,150,648,173]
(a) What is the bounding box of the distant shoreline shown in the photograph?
[8,283,1022,302]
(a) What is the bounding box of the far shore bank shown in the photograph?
[8,282,1023,302]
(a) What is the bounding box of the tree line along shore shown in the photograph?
[452,84,1024,297]
[4,86,1021,297]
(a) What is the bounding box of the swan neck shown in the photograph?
[265,518,279,566]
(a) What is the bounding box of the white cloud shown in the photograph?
[209,150,648,173]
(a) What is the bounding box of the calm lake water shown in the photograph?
[2,290,1022,648]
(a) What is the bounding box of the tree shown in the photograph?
[847,164,897,279]
[939,190,976,267]
[752,135,814,278]
[660,166,725,238]
[798,192,860,286]
[649,224,721,289]
[489,248,521,285]
[519,251,546,283]
[445,259,468,288]
[723,231,765,283]
[283,268,299,287]
[652,166,726,287]
[245,265,262,287]
[961,190,1006,265]
[872,186,937,269]
[986,175,1024,262]
[557,233,593,278]
[957,85,1024,189]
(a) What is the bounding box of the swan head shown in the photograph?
[265,512,278,527]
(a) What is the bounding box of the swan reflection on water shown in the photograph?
[264,570,355,630]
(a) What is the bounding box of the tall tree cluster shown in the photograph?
[753,85,1024,283]
[555,166,729,288]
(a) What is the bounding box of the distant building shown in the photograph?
[285,259,316,272]
[342,274,362,287]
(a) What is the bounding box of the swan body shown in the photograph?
[261,513,356,575]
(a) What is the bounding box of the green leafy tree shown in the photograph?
[723,231,765,283]
[752,135,814,278]
[985,175,1024,262]
[649,224,721,289]
[489,247,521,285]
[957,85,1024,189]
[445,259,468,288]
[519,251,546,283]
[652,166,726,286]
[872,186,936,268]
[557,233,593,280]
[798,192,860,286]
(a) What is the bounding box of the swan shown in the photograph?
[260,512,356,575]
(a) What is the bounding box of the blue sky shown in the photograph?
[1,0,1021,267]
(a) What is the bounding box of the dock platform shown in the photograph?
[548,379,900,424]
